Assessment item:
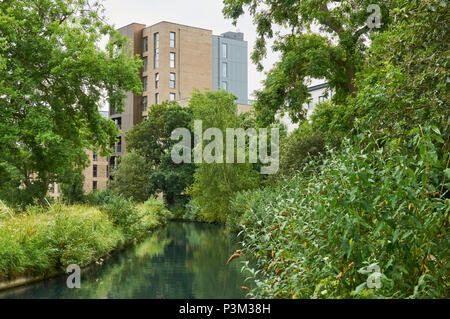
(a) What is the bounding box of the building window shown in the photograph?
[154,33,159,68]
[155,93,159,105]
[142,96,148,112]
[221,43,227,59]
[116,136,122,153]
[142,56,148,72]
[170,93,176,101]
[93,181,97,190]
[221,81,227,91]
[170,72,176,89]
[115,117,121,130]
[93,164,97,178]
[142,76,147,92]
[170,32,176,48]
[142,37,148,52]
[155,73,159,89]
[221,62,227,77]
[106,165,109,178]
[93,152,98,162]
[318,96,326,103]
[170,52,175,68]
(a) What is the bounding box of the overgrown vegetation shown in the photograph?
[0,197,168,281]
[224,0,449,299]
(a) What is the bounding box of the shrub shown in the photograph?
[100,196,143,241]
[275,123,325,178]
[85,188,114,206]
[182,199,201,221]
[137,196,171,229]
[107,152,153,202]
[0,204,122,277]
[234,127,449,298]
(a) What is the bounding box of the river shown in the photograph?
[0,222,254,299]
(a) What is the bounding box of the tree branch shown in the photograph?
[320,3,344,36]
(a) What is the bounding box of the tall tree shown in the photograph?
[223,0,390,124]
[126,101,194,205]
[0,0,142,204]
[107,151,153,202]
[187,91,260,223]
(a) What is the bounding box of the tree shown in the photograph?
[0,0,142,204]
[60,166,86,204]
[107,152,152,202]
[187,91,260,223]
[126,101,194,205]
[353,0,449,141]
[222,0,391,124]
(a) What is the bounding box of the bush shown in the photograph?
[234,127,449,298]
[85,188,114,206]
[0,204,122,277]
[182,199,200,221]
[0,198,169,279]
[107,151,153,202]
[137,196,171,229]
[100,196,143,241]
[275,123,325,178]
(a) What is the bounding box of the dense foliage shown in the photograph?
[234,127,449,298]
[227,0,449,299]
[107,151,153,202]
[223,0,391,124]
[187,91,260,223]
[125,101,195,205]
[0,0,142,205]
[0,197,168,279]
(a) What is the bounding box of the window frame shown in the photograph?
[170,72,176,89]
[142,96,148,112]
[221,62,227,77]
[142,37,148,52]
[221,81,227,91]
[221,42,227,59]
[142,56,148,72]
[170,52,176,68]
[170,32,176,48]
[154,33,159,68]
[142,76,147,92]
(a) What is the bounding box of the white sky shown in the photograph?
[101,0,281,101]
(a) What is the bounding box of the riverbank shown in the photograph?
[0,197,169,291]
[0,221,251,298]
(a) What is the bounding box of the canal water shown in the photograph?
[0,222,253,299]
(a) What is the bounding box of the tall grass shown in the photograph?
[0,197,169,280]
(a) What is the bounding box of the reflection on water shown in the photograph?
[0,222,253,299]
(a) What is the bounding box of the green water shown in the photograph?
[0,222,253,299]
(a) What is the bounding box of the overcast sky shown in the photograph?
[101,0,280,101]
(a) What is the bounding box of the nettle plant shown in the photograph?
[235,125,449,298]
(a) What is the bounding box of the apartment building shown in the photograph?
[83,149,109,193]
[280,81,334,133]
[109,21,249,166]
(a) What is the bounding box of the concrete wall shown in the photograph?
[212,33,248,104]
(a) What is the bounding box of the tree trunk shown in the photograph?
[345,63,357,97]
